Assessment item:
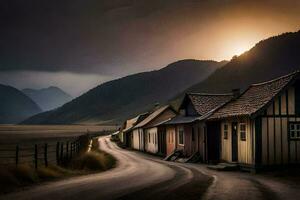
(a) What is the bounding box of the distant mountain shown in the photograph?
[184,30,300,95]
[22,86,72,111]
[22,60,225,124]
[0,84,42,124]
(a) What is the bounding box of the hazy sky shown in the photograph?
[0,0,300,96]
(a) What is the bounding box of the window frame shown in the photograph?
[239,123,246,141]
[289,122,300,140]
[223,124,228,140]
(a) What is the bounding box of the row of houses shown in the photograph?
[118,71,300,171]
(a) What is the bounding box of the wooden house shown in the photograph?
[132,105,176,154]
[164,93,233,160]
[121,113,149,148]
[207,71,300,170]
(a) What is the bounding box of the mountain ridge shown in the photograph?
[0,84,42,124]
[22,86,72,111]
[22,59,224,124]
[184,30,300,94]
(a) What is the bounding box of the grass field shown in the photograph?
[0,125,117,166]
[0,125,117,143]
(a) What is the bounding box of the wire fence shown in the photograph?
[0,131,110,168]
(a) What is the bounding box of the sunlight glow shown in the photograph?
[230,43,251,56]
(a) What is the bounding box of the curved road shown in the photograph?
[1,136,300,200]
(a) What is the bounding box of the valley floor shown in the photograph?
[1,136,300,200]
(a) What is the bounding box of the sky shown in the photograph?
[0,0,300,96]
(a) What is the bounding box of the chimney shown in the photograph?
[232,88,240,99]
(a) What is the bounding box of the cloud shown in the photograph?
[0,0,299,76]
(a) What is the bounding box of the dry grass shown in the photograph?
[70,151,116,171]
[0,125,116,143]
[0,137,116,195]
[0,164,77,194]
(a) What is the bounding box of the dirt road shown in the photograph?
[1,136,299,200]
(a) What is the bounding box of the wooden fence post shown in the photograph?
[66,141,69,160]
[15,145,19,166]
[60,143,64,164]
[70,142,73,159]
[56,142,60,165]
[44,143,48,167]
[34,144,38,169]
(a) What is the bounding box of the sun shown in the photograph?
[228,40,253,58]
[231,44,250,56]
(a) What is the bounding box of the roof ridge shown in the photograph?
[251,70,300,87]
[187,92,233,96]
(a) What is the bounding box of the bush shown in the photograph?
[70,151,116,171]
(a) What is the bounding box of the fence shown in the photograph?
[0,136,87,169]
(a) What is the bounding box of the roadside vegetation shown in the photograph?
[0,137,116,195]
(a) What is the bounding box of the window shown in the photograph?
[290,123,300,139]
[240,123,246,141]
[224,124,228,139]
[178,129,184,145]
[148,133,151,143]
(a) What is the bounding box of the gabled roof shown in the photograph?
[123,113,148,133]
[134,105,172,129]
[208,71,300,120]
[163,93,233,125]
[180,93,234,116]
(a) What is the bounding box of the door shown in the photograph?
[231,122,238,162]
[157,127,166,156]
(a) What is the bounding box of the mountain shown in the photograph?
[22,86,72,111]
[22,60,225,124]
[184,30,300,95]
[0,84,42,124]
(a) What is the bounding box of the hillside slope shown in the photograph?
[23,60,224,124]
[0,84,42,124]
[185,30,300,94]
[22,86,72,111]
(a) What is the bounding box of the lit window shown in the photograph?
[290,123,300,139]
[224,124,228,139]
[178,129,184,145]
[240,123,246,141]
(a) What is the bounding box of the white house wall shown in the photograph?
[145,127,158,154]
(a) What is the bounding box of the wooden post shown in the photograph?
[15,145,19,166]
[66,141,69,160]
[44,143,48,167]
[60,143,64,163]
[75,140,78,154]
[70,142,73,159]
[56,142,60,165]
[34,144,38,169]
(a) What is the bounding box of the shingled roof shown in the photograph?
[208,71,300,120]
[134,105,172,128]
[181,93,234,116]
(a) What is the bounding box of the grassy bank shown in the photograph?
[0,137,116,195]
